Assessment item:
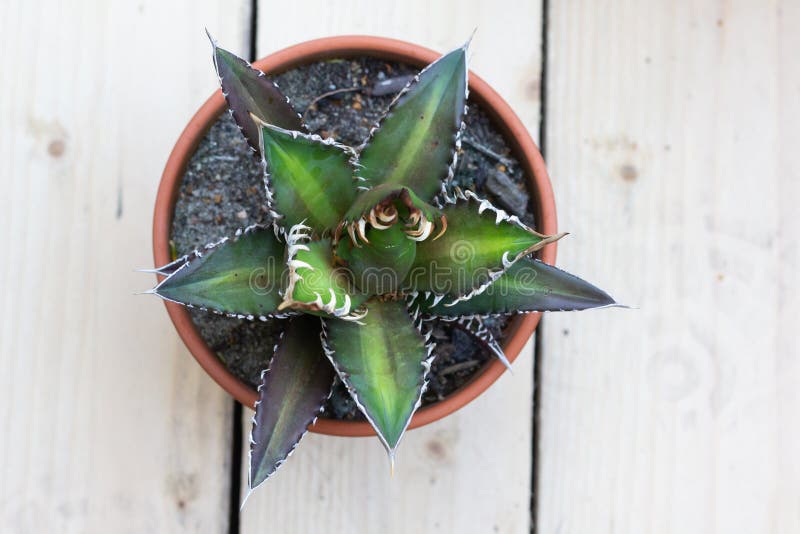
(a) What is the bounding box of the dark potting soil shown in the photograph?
[170,57,536,420]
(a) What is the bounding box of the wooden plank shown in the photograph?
[0,1,250,531]
[239,2,542,532]
[241,342,535,534]
[539,1,800,533]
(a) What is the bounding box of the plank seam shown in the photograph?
[228,5,259,533]
[530,0,549,531]
[229,401,244,534]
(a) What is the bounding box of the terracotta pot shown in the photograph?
[153,35,558,437]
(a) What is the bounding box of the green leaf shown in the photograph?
[322,299,432,460]
[336,223,417,295]
[337,184,444,276]
[414,257,618,317]
[248,316,334,493]
[208,31,303,151]
[280,228,366,319]
[341,184,445,241]
[406,191,565,298]
[152,226,286,318]
[343,185,441,224]
[258,124,358,232]
[357,44,468,201]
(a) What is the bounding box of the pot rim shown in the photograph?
[153,35,557,437]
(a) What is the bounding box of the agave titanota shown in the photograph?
[145,33,620,497]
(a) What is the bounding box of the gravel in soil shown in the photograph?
[170,57,536,420]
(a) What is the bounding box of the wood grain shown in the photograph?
[239,343,534,533]
[5,1,795,532]
[539,1,800,533]
[239,1,543,532]
[0,1,250,532]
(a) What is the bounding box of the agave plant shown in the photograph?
[146,33,619,496]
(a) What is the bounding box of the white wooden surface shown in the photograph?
[540,1,800,533]
[2,1,798,533]
[0,1,249,532]
[240,2,542,533]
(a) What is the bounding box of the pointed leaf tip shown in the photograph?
[455,316,512,372]
[357,45,468,201]
[211,40,302,150]
[204,27,216,46]
[417,257,619,317]
[322,299,431,455]
[240,488,254,510]
[151,226,286,316]
[248,316,334,491]
[463,28,477,51]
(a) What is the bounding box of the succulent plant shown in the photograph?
[146,33,620,497]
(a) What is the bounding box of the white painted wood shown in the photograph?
[240,2,543,532]
[0,1,250,532]
[242,340,534,534]
[539,2,800,533]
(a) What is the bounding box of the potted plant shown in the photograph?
[147,32,618,495]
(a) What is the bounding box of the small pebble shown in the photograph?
[372,74,415,96]
[236,209,247,220]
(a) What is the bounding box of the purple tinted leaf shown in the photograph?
[452,316,512,371]
[414,257,619,317]
[247,316,334,492]
[208,31,303,151]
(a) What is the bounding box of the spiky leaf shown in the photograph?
[416,257,618,317]
[337,223,416,295]
[248,316,334,491]
[259,125,358,232]
[343,184,442,226]
[281,230,365,318]
[208,32,302,150]
[152,226,285,318]
[322,299,431,458]
[357,45,468,201]
[407,192,564,298]
[453,316,512,371]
